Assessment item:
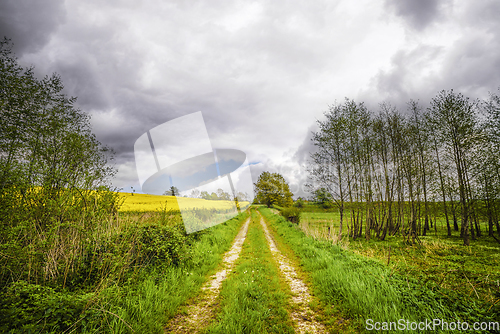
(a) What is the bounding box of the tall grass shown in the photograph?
[300,206,500,307]
[96,210,250,333]
[0,191,250,333]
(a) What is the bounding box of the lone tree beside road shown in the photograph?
[254,171,293,208]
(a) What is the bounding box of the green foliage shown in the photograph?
[307,90,500,244]
[312,188,333,208]
[135,223,191,266]
[0,281,97,333]
[97,211,250,333]
[253,171,294,208]
[280,207,301,224]
[199,188,232,201]
[0,209,250,333]
[293,197,304,208]
[0,38,119,288]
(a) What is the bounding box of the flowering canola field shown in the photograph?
[118,192,248,212]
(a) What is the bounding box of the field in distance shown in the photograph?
[118,192,249,212]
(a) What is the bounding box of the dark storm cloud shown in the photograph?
[439,0,500,98]
[463,0,500,31]
[9,0,499,194]
[0,0,66,55]
[371,41,500,110]
[56,60,110,110]
[385,0,446,31]
[440,35,500,98]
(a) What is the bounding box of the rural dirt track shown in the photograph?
[164,217,251,333]
[166,211,326,333]
[258,212,327,334]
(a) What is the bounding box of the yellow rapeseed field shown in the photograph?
[118,192,249,212]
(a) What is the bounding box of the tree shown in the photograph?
[0,38,116,217]
[428,90,479,246]
[216,188,231,201]
[164,186,179,196]
[235,191,248,202]
[189,189,200,198]
[254,171,293,208]
[0,38,117,284]
[479,89,500,239]
[308,102,347,238]
[312,188,333,208]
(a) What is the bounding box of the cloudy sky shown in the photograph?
[2,0,500,198]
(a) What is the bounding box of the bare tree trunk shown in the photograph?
[434,137,451,236]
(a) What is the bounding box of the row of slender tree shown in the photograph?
[308,89,500,245]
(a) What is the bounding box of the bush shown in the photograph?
[0,281,97,333]
[293,198,304,208]
[79,221,192,284]
[280,207,301,224]
[136,223,192,266]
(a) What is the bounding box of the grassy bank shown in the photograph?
[97,210,250,333]
[300,205,500,307]
[260,207,499,333]
[0,209,249,333]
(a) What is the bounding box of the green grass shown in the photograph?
[204,209,294,334]
[299,205,500,307]
[262,209,358,333]
[260,207,499,333]
[87,210,250,333]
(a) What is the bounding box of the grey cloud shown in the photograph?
[292,123,318,165]
[368,31,500,110]
[89,96,183,161]
[9,0,500,197]
[0,0,66,55]
[385,0,445,31]
[368,45,443,109]
[56,59,110,110]
[439,34,500,99]
[463,0,500,31]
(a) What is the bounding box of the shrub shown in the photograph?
[280,207,301,224]
[136,223,192,266]
[293,198,304,208]
[0,281,97,333]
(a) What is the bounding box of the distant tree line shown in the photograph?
[188,188,249,202]
[308,89,500,246]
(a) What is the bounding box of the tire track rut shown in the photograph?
[258,212,326,334]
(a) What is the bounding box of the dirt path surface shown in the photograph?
[258,213,327,334]
[164,217,251,333]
